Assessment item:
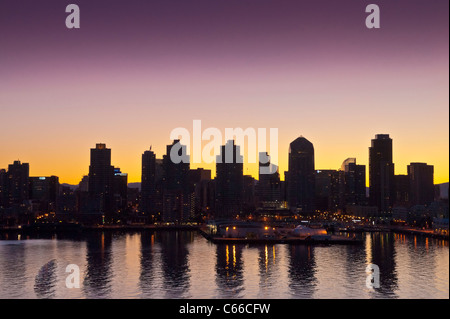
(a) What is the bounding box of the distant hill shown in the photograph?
[128,182,141,190]
[61,183,78,190]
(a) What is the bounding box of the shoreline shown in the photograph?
[0,223,448,241]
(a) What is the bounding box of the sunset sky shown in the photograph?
[0,0,448,185]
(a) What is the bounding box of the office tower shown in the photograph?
[162,140,191,222]
[29,176,60,213]
[287,136,315,214]
[140,149,156,217]
[215,140,244,220]
[189,168,212,219]
[6,160,30,206]
[341,158,366,206]
[408,163,434,206]
[243,175,257,215]
[394,174,410,207]
[56,185,77,216]
[256,152,281,208]
[113,168,128,213]
[315,169,340,212]
[369,134,395,213]
[0,169,6,208]
[88,143,114,215]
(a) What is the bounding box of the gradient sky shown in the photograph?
[0,0,448,185]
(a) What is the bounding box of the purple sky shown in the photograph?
[0,0,448,184]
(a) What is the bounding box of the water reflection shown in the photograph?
[0,242,27,298]
[215,244,245,298]
[157,231,192,298]
[0,230,447,298]
[34,259,57,299]
[83,232,113,298]
[367,232,398,298]
[139,231,156,298]
[257,245,280,298]
[288,245,317,298]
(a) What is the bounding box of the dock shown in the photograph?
[198,229,363,245]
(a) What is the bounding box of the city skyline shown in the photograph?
[0,132,447,186]
[0,0,448,185]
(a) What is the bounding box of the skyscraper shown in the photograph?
[6,160,30,206]
[0,169,7,209]
[287,136,315,214]
[113,167,128,214]
[408,162,434,206]
[140,148,156,218]
[394,174,410,207]
[369,134,395,213]
[88,143,114,216]
[162,140,191,222]
[29,176,60,213]
[341,158,366,206]
[256,152,281,208]
[314,169,340,213]
[215,140,244,219]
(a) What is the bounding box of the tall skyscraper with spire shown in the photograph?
[141,148,156,218]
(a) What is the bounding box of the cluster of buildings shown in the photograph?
[0,135,448,230]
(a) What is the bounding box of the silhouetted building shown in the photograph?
[256,152,281,208]
[394,174,410,207]
[140,149,156,218]
[0,169,7,209]
[215,140,244,219]
[29,176,60,213]
[162,140,191,222]
[78,175,89,192]
[88,144,114,217]
[6,160,30,206]
[189,168,212,219]
[408,162,434,206]
[57,186,77,217]
[369,134,395,213]
[341,158,366,206]
[113,168,128,214]
[243,175,257,215]
[287,137,315,214]
[315,169,340,212]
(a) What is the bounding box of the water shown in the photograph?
[0,231,448,299]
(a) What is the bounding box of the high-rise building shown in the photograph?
[256,152,281,208]
[287,137,315,214]
[0,169,7,209]
[113,167,128,214]
[189,168,212,219]
[6,160,30,206]
[162,140,191,222]
[394,174,410,207]
[29,176,59,203]
[369,134,395,213]
[88,143,114,215]
[341,158,366,206]
[408,162,434,206]
[78,175,89,192]
[29,176,60,213]
[315,169,340,213]
[215,140,244,220]
[140,149,156,217]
